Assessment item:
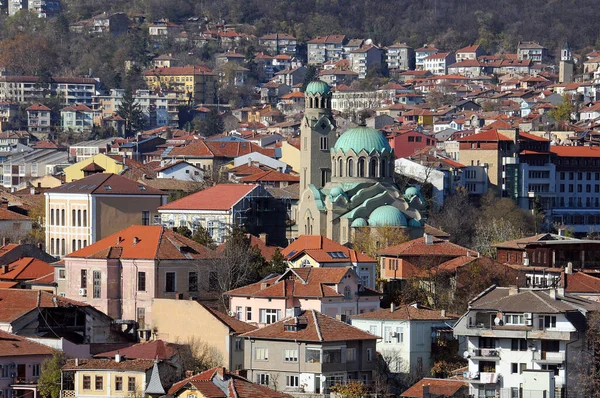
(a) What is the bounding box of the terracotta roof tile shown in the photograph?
[565,272,600,293]
[551,145,600,158]
[47,173,166,195]
[158,184,259,211]
[0,207,31,221]
[456,129,512,142]
[377,237,476,257]
[26,103,51,111]
[0,289,89,323]
[352,303,459,321]
[239,170,299,183]
[63,358,155,371]
[0,330,56,356]
[282,235,375,263]
[94,340,182,360]
[0,257,54,281]
[401,378,468,397]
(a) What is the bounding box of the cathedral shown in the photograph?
[297,80,426,245]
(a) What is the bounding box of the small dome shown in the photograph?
[368,205,407,227]
[330,187,345,197]
[333,126,392,154]
[305,80,331,96]
[351,218,368,227]
[405,187,419,198]
[408,218,421,227]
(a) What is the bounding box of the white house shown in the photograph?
[351,303,458,376]
[453,286,591,398]
[156,160,204,181]
[233,151,288,172]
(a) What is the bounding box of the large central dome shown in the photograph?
[333,126,392,154]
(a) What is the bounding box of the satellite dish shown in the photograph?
[365,38,373,46]
[494,317,503,326]
[463,351,470,359]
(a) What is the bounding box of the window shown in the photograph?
[511,339,527,351]
[93,271,101,299]
[284,349,298,362]
[137,308,146,329]
[544,315,557,328]
[72,209,76,226]
[347,159,354,177]
[189,272,198,292]
[255,347,268,360]
[236,306,242,320]
[32,364,40,377]
[83,210,87,227]
[367,348,373,362]
[50,209,54,225]
[306,348,321,363]
[142,211,150,225]
[95,376,103,390]
[58,269,65,279]
[115,376,123,391]
[344,285,352,299]
[80,269,87,289]
[408,136,415,142]
[246,307,252,321]
[72,239,76,252]
[138,272,146,291]
[83,376,91,390]
[286,375,299,388]
[519,363,527,373]
[256,374,269,385]
[165,272,176,292]
[346,348,356,362]
[511,363,518,374]
[128,377,136,392]
[320,136,328,151]
[260,309,279,324]
[209,271,218,291]
[384,326,392,343]
[369,325,378,337]
[235,338,242,351]
[504,314,524,325]
[77,209,82,226]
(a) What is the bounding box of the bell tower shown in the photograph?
[300,80,337,192]
[559,41,574,84]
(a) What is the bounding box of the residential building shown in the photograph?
[281,235,377,289]
[148,19,183,37]
[0,102,18,129]
[63,225,219,330]
[455,45,483,62]
[453,286,591,398]
[8,0,59,17]
[0,207,32,242]
[401,378,469,398]
[387,130,437,158]
[61,104,97,132]
[331,86,388,112]
[241,310,378,394]
[0,76,98,106]
[349,46,383,79]
[69,138,116,162]
[155,160,204,181]
[238,169,299,188]
[26,103,52,133]
[157,183,287,245]
[0,257,54,289]
[447,60,484,77]
[1,149,69,190]
[227,267,381,327]
[152,299,256,371]
[319,68,359,87]
[90,12,129,35]
[259,33,298,56]
[387,43,415,71]
[144,66,217,105]
[307,35,347,65]
[273,66,307,87]
[168,367,291,398]
[351,303,458,375]
[423,52,456,76]
[0,330,54,398]
[415,45,439,70]
[44,173,167,257]
[63,153,126,182]
[517,41,548,63]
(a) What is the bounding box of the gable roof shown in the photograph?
[352,303,459,321]
[377,236,476,257]
[456,129,512,142]
[239,170,299,183]
[158,184,259,211]
[565,272,600,294]
[66,226,219,260]
[282,235,375,263]
[0,257,54,281]
[401,378,468,398]
[241,310,377,342]
[0,329,56,357]
[94,340,182,360]
[469,286,587,313]
[168,140,276,159]
[0,289,89,323]
[0,207,31,221]
[63,358,156,372]
[47,173,165,195]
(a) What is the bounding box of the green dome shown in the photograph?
[408,218,421,227]
[368,205,407,227]
[351,218,368,227]
[330,187,345,197]
[305,80,331,96]
[333,126,392,154]
[405,187,419,198]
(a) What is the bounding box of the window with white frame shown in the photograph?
[236,306,242,320]
[284,349,298,362]
[260,308,280,324]
[504,314,525,325]
[367,348,373,362]
[255,347,269,360]
[384,326,392,343]
[395,327,404,343]
[256,374,269,385]
[369,325,378,337]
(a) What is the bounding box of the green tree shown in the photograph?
[174,226,192,238]
[269,248,286,274]
[301,65,319,91]
[192,225,217,250]
[38,353,66,398]
[116,88,145,137]
[194,110,224,137]
[548,94,574,124]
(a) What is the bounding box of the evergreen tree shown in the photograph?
[116,88,146,137]
[194,110,224,137]
[301,65,319,92]
[192,225,217,250]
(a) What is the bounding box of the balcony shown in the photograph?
[464,372,500,384]
[470,348,500,361]
[533,351,565,363]
[60,390,75,398]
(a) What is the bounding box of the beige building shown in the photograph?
[144,65,217,105]
[279,140,301,172]
[152,299,256,371]
[45,173,167,257]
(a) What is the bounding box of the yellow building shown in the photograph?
[279,140,301,172]
[63,153,125,183]
[144,66,217,104]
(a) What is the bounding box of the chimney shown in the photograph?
[509,286,519,296]
[423,233,433,245]
[422,384,430,398]
[259,233,268,244]
[115,351,121,363]
[441,309,446,317]
[116,236,122,245]
[2,237,5,246]
[549,289,557,300]
[133,237,140,245]
[75,358,79,367]
[558,228,565,237]
[566,262,573,274]
[30,186,36,195]
[1,265,7,274]
[390,303,396,313]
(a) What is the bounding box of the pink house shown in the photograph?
[0,330,55,398]
[226,267,380,327]
[63,225,220,336]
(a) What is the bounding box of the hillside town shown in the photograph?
[1,3,600,398]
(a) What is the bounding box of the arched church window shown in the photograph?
[347,159,354,177]
[358,158,365,177]
[369,158,377,177]
[338,158,343,177]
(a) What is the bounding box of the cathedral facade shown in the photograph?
[297,80,425,245]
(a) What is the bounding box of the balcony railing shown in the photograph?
[60,390,76,398]
[533,351,565,362]
[472,348,500,358]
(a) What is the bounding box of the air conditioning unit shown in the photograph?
[79,288,87,296]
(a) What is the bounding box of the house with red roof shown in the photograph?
[281,235,377,289]
[155,160,204,181]
[26,103,52,133]
[0,257,54,288]
[423,52,455,76]
[456,44,484,62]
[401,378,468,397]
[61,104,98,132]
[158,183,287,245]
[241,310,377,394]
[63,225,220,330]
[227,267,380,327]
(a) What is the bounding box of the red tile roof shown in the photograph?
[159,184,258,211]
[307,35,346,44]
[144,65,215,76]
[457,45,480,53]
[0,289,89,323]
[282,235,375,263]
[551,145,600,158]
[203,305,257,334]
[377,236,476,257]
[26,103,51,111]
[239,170,299,183]
[401,378,468,397]
[519,131,550,142]
[565,272,600,293]
[352,303,458,321]
[0,207,31,221]
[456,129,512,142]
[62,104,94,112]
[0,257,54,281]
[66,225,220,260]
[63,358,156,371]
[168,141,276,159]
[0,329,56,357]
[94,340,182,360]
[242,310,377,342]
[47,173,166,195]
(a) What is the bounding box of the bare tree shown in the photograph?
[175,336,224,374]
[572,311,600,398]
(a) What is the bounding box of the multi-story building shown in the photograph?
[25,103,52,133]
[348,46,383,79]
[61,104,97,132]
[62,225,219,328]
[0,76,98,106]
[517,41,548,63]
[227,267,381,327]
[0,101,18,129]
[259,33,298,56]
[387,42,415,71]
[1,149,69,190]
[415,45,439,70]
[455,44,484,62]
[453,286,590,398]
[69,138,116,162]
[422,52,456,76]
[307,35,347,65]
[93,89,179,127]
[241,310,378,394]
[44,173,167,257]
[331,86,388,113]
[351,303,458,375]
[148,19,183,37]
[143,66,217,105]
[8,0,60,17]
[91,12,129,35]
